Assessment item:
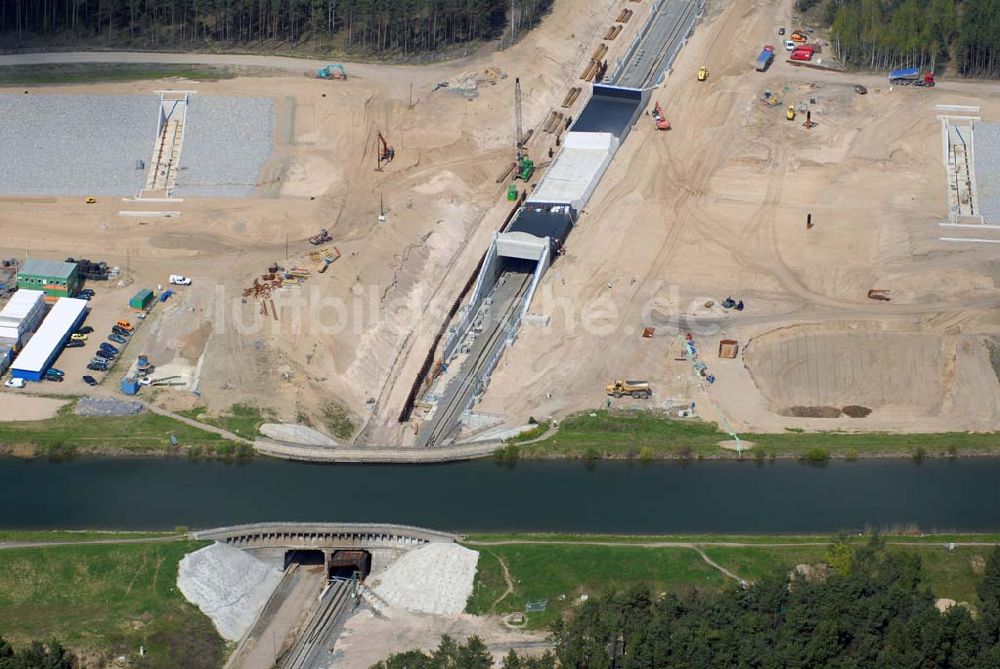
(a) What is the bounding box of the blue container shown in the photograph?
[120,377,140,395]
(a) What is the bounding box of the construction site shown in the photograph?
[4,0,1000,452]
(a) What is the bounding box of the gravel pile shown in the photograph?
[177,542,283,641]
[0,94,154,196]
[974,121,1000,224]
[371,543,479,615]
[74,397,145,417]
[174,96,274,197]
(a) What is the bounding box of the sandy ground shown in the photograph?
[472,0,1000,435]
[6,0,1000,442]
[0,0,633,441]
[0,394,68,421]
[334,605,548,669]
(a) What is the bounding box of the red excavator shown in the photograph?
[376,131,395,171]
[652,102,671,130]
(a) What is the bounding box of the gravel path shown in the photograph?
[0,94,153,196]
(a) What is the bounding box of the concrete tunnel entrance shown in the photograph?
[284,549,325,570]
[283,549,372,580]
[328,550,372,580]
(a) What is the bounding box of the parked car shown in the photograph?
[78,288,95,298]
[108,333,128,344]
[46,367,64,378]
[70,333,87,341]
[87,362,108,372]
[94,350,115,360]
[82,375,98,386]
[111,326,131,337]
[100,342,119,355]
[3,378,24,389]
[64,340,85,349]
[116,320,135,332]
[44,369,64,382]
[784,40,796,50]
[75,326,94,335]
[169,275,192,285]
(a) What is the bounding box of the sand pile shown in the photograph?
[371,543,479,615]
[177,542,283,641]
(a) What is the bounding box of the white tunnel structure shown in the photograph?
[443,85,649,363]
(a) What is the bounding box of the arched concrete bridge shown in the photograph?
[192,522,460,552]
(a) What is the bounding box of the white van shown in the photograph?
[168,275,192,285]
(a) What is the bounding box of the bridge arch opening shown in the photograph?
[328,550,372,580]
[284,549,325,570]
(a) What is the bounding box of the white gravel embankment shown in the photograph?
[371,543,479,615]
[173,96,273,198]
[0,94,153,196]
[974,121,1000,224]
[177,542,283,641]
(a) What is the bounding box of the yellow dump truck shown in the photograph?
[606,380,652,399]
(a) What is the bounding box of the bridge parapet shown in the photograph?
[191,522,460,551]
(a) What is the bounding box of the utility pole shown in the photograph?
[514,77,523,160]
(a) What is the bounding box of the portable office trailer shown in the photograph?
[0,289,46,348]
[10,298,87,381]
[16,259,80,298]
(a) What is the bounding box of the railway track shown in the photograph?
[279,578,353,669]
[419,271,532,447]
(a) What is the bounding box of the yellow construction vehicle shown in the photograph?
[786,105,796,121]
[606,380,652,399]
[697,66,709,81]
[85,196,96,204]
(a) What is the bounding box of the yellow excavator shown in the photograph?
[786,105,796,121]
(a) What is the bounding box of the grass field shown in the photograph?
[0,63,237,86]
[466,542,726,628]
[0,541,224,667]
[521,410,1000,460]
[0,530,179,544]
[0,401,240,457]
[178,403,271,441]
[464,534,1000,629]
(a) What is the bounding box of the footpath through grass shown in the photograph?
[0,63,237,86]
[0,529,178,544]
[464,533,1000,629]
[519,410,1000,460]
[0,401,242,458]
[0,540,224,667]
[178,402,271,441]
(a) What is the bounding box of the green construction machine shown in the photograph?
[515,155,534,181]
[317,64,347,80]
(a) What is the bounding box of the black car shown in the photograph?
[94,349,115,360]
[64,340,85,349]
[86,362,108,372]
[78,289,95,297]
[99,342,119,355]
[75,326,94,335]
[82,375,98,386]
[111,326,131,337]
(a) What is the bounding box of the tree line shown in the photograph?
[378,536,1000,668]
[0,0,553,55]
[0,637,73,669]
[800,0,1000,77]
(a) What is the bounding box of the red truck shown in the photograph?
[790,44,815,61]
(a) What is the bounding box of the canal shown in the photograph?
[1,457,998,533]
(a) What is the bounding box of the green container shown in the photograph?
[129,288,154,310]
[507,184,518,201]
